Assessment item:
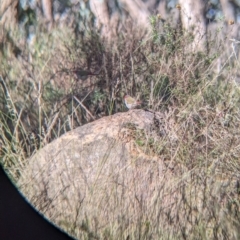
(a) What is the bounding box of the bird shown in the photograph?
[124,95,142,109]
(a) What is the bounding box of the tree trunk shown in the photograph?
[178,0,207,52]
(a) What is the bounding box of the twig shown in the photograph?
[73,95,96,120]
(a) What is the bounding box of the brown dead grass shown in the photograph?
[0,13,240,240]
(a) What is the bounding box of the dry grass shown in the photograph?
[0,13,240,239]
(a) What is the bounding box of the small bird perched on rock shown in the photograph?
[124,95,142,109]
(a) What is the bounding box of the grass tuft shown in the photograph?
[0,13,240,239]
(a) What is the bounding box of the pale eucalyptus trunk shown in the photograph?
[178,0,207,52]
